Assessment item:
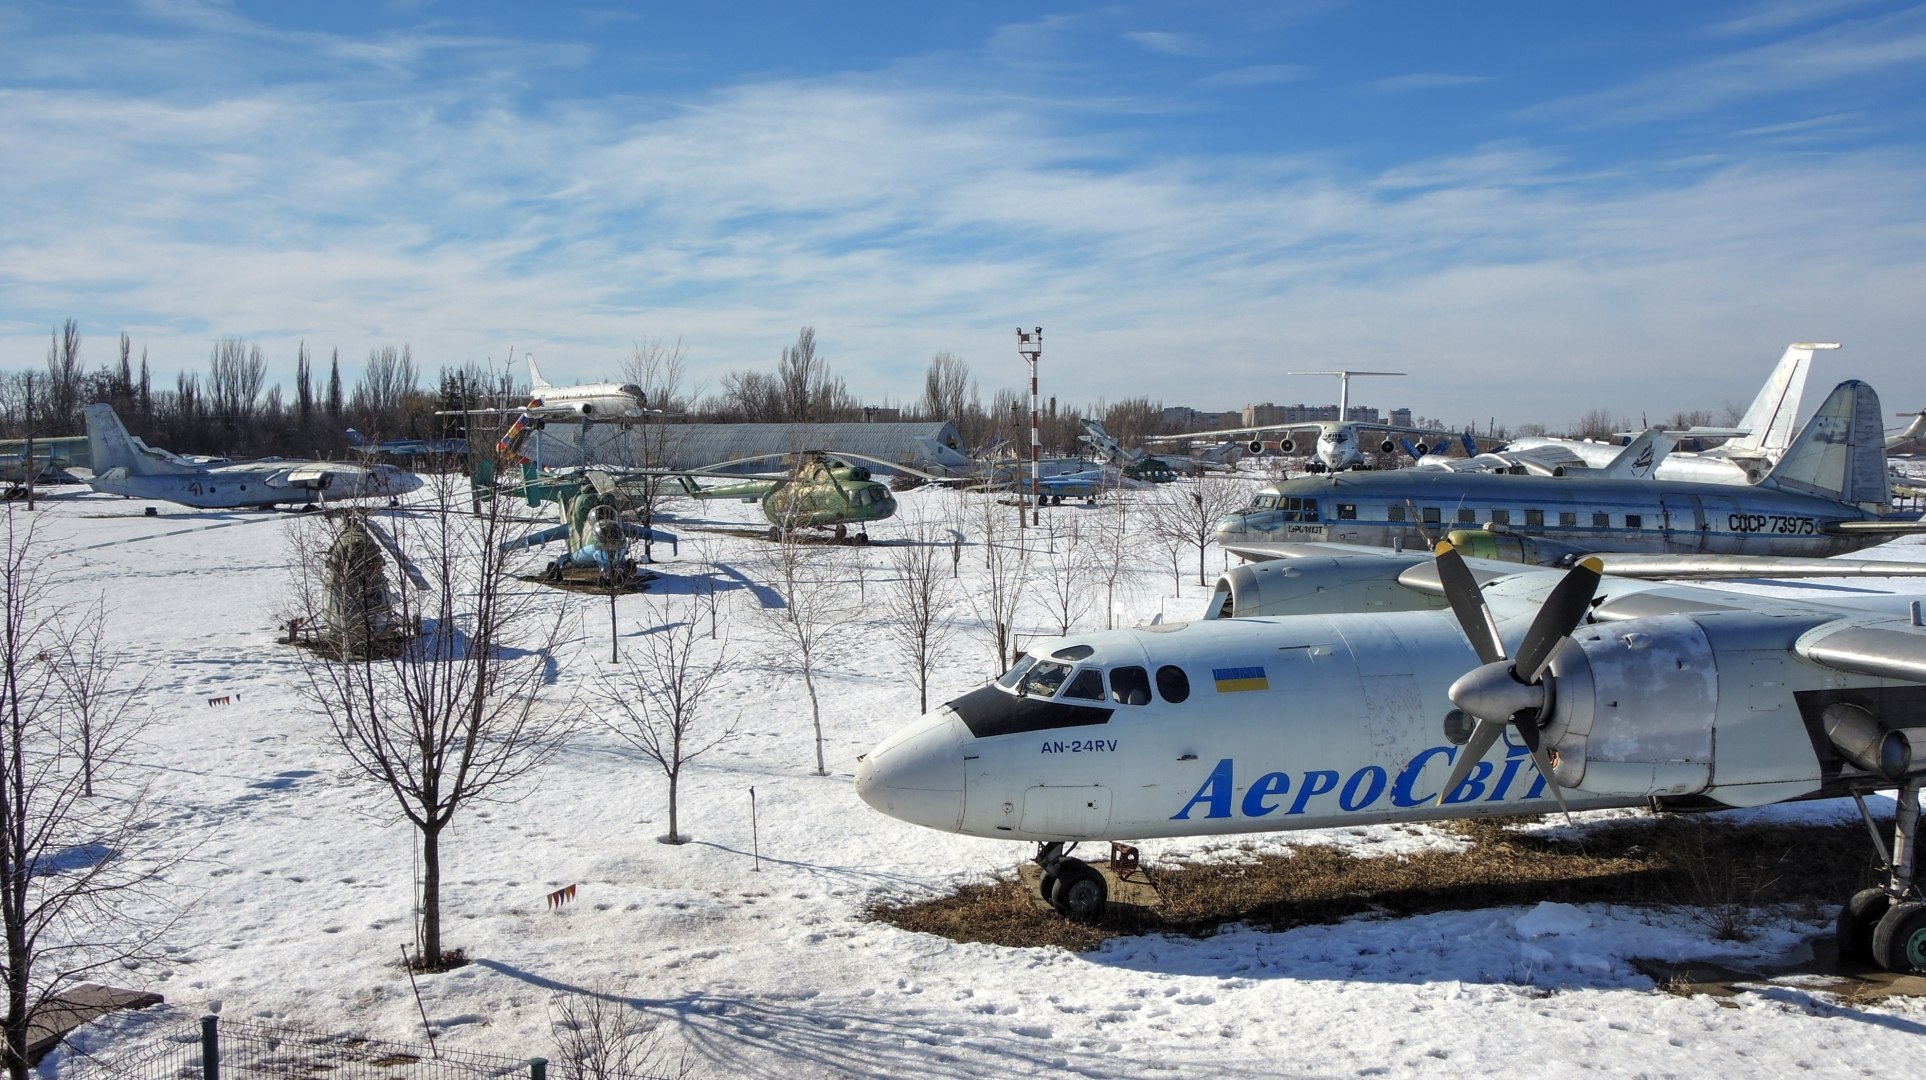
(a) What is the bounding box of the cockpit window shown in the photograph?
[1016,661,1073,698]
[996,656,1037,689]
[1053,644,1095,661]
[1252,495,1279,510]
[1062,668,1104,701]
[1110,665,1151,705]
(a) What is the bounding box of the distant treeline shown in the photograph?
[0,321,1172,460]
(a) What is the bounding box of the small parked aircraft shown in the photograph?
[346,429,469,459]
[500,470,678,585]
[856,537,1926,974]
[82,404,422,509]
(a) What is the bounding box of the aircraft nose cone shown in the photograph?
[855,711,964,832]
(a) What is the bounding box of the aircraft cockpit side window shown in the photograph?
[1062,668,1105,701]
[1156,665,1191,703]
[1110,665,1152,705]
[1052,644,1096,661]
[1253,495,1279,510]
[996,656,1037,690]
[1016,661,1073,699]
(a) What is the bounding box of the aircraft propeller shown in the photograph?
[1432,539,1603,819]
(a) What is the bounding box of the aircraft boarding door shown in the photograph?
[1659,492,1707,553]
[1330,617,1423,765]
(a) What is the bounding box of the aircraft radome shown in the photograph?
[855,538,1926,975]
[83,403,422,510]
[1217,379,1926,566]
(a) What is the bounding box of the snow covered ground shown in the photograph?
[24,474,1926,1080]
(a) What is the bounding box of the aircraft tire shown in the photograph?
[1872,901,1926,973]
[1049,859,1107,921]
[1837,887,1892,962]
[1039,871,1058,902]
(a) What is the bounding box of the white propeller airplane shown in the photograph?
[440,355,651,421]
[857,538,1926,973]
[82,404,422,509]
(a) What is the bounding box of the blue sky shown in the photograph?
[3,0,1924,430]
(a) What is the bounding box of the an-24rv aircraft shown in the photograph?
[856,538,1926,973]
[1217,379,1926,565]
[83,404,422,509]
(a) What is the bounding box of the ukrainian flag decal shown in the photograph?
[1212,666,1269,693]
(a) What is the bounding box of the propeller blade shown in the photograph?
[1434,540,1506,665]
[1513,556,1604,682]
[1527,742,1573,824]
[1434,717,1504,808]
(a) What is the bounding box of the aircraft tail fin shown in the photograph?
[527,354,551,391]
[1458,432,1478,459]
[83,403,195,477]
[1599,427,1673,479]
[1762,379,1890,508]
[1889,410,1926,450]
[1399,438,1426,462]
[1728,342,1835,455]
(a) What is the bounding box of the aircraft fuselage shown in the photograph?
[1217,471,1905,560]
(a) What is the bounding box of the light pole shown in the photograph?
[1017,327,1042,527]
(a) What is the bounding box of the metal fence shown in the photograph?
[69,1016,592,1080]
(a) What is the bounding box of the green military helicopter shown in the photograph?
[676,450,942,542]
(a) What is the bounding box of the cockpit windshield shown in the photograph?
[1014,661,1073,698]
[995,656,1037,689]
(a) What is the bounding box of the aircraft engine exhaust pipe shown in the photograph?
[1823,703,1912,781]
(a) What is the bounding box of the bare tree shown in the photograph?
[961,493,1032,671]
[881,502,958,712]
[596,593,735,844]
[778,327,825,423]
[753,521,853,776]
[921,352,972,428]
[548,982,695,1080]
[206,338,266,424]
[41,320,82,434]
[294,472,573,968]
[1035,517,1098,636]
[352,345,420,425]
[0,511,174,1080]
[620,340,692,563]
[1084,498,1140,630]
[1145,478,1253,586]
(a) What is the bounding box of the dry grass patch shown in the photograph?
[867,816,1882,951]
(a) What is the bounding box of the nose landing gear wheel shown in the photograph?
[1048,858,1107,921]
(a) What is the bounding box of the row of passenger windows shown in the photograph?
[997,655,1192,705]
[1344,505,1645,528]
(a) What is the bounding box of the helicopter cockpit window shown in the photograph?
[1061,668,1105,701]
[1015,661,1073,698]
[1110,665,1151,705]
[995,656,1036,690]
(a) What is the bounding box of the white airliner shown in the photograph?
[1152,370,1461,472]
[83,404,421,509]
[442,356,650,420]
[857,539,1926,974]
[1480,342,1835,482]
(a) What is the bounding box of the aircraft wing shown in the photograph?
[1147,423,1325,443]
[504,524,570,551]
[1796,623,1926,683]
[1225,540,1926,579]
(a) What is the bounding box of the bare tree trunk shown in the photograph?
[421,824,442,964]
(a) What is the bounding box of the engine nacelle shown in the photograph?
[1278,438,1296,454]
[1412,441,1429,457]
[1538,614,1718,798]
[1379,438,1396,453]
[1247,439,1266,455]
[1442,528,1592,568]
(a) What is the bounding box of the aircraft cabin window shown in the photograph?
[1062,669,1105,701]
[996,656,1038,690]
[1593,512,1610,527]
[1560,512,1577,527]
[1157,666,1191,703]
[1016,661,1073,699]
[1337,503,1357,520]
[1490,509,1510,526]
[1625,514,1643,528]
[1525,509,1545,527]
[1387,505,1406,522]
[1457,508,1476,524]
[1422,507,1441,525]
[1110,666,1152,705]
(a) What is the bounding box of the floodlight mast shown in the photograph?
[1017,327,1042,527]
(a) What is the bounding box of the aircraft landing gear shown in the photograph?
[1035,841,1107,922]
[1837,782,1925,971]
[834,523,848,541]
